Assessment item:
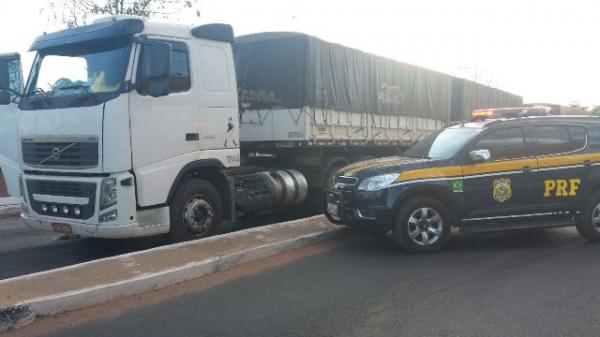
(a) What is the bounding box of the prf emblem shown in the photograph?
[544,179,580,197]
[493,178,512,203]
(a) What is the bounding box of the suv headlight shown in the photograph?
[358,173,400,191]
[100,178,117,210]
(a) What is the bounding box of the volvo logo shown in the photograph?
[38,143,77,165]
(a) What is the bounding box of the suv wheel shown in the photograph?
[169,178,223,242]
[576,191,600,242]
[392,197,451,253]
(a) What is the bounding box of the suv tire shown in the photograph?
[576,191,600,242]
[392,197,452,253]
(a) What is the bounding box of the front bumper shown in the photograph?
[326,190,394,232]
[20,171,170,239]
[22,213,169,238]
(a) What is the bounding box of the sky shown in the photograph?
[0,0,598,107]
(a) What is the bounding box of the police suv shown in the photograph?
[326,116,600,253]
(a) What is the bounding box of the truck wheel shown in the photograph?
[392,197,451,253]
[316,164,344,212]
[576,191,600,242]
[169,178,223,242]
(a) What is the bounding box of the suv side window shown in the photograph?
[568,126,587,150]
[472,127,527,160]
[137,40,191,95]
[534,125,586,155]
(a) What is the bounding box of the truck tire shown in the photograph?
[392,197,451,253]
[576,191,600,242]
[169,178,223,242]
[306,163,345,215]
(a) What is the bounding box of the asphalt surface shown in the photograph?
[0,218,166,280]
[0,212,306,280]
[35,226,600,337]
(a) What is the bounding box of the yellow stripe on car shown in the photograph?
[348,152,600,185]
[537,152,600,169]
[395,166,463,182]
[462,158,537,176]
[342,158,405,176]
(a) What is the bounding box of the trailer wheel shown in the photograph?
[169,178,223,242]
[576,191,600,242]
[392,197,451,253]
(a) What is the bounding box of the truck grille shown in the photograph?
[334,176,358,186]
[34,180,88,197]
[22,137,99,168]
[26,180,97,220]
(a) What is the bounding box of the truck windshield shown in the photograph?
[404,127,482,160]
[21,37,132,110]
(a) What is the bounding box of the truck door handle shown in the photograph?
[522,166,532,173]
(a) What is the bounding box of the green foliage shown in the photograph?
[44,0,200,28]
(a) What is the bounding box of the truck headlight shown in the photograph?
[358,173,400,191]
[100,178,117,210]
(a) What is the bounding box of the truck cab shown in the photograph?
[2,16,243,239]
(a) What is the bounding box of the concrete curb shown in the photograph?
[0,197,21,220]
[0,216,344,332]
[0,205,21,220]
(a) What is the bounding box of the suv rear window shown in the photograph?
[534,125,587,155]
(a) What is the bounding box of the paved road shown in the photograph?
[29,226,600,337]
[0,212,306,280]
[0,218,167,279]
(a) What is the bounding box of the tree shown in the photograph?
[44,0,201,28]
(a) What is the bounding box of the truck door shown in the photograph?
[461,126,539,219]
[128,39,238,207]
[0,53,23,197]
[533,124,588,214]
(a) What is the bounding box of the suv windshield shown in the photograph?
[21,37,132,110]
[405,127,482,159]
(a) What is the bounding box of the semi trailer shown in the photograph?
[0,16,522,240]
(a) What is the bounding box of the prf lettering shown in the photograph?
[544,179,581,197]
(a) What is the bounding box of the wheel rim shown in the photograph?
[183,195,214,235]
[407,207,443,246]
[592,203,600,231]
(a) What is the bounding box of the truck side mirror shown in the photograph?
[0,91,9,105]
[469,149,491,163]
[148,80,170,98]
[0,60,9,91]
[139,41,171,82]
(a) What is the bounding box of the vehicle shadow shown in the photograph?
[338,226,591,257]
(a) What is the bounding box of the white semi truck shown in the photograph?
[0,16,521,240]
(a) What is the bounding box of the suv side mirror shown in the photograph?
[0,91,9,105]
[0,60,9,91]
[139,41,171,82]
[469,149,491,163]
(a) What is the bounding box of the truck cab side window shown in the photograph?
[7,59,22,101]
[472,127,527,160]
[534,126,585,155]
[137,40,191,95]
